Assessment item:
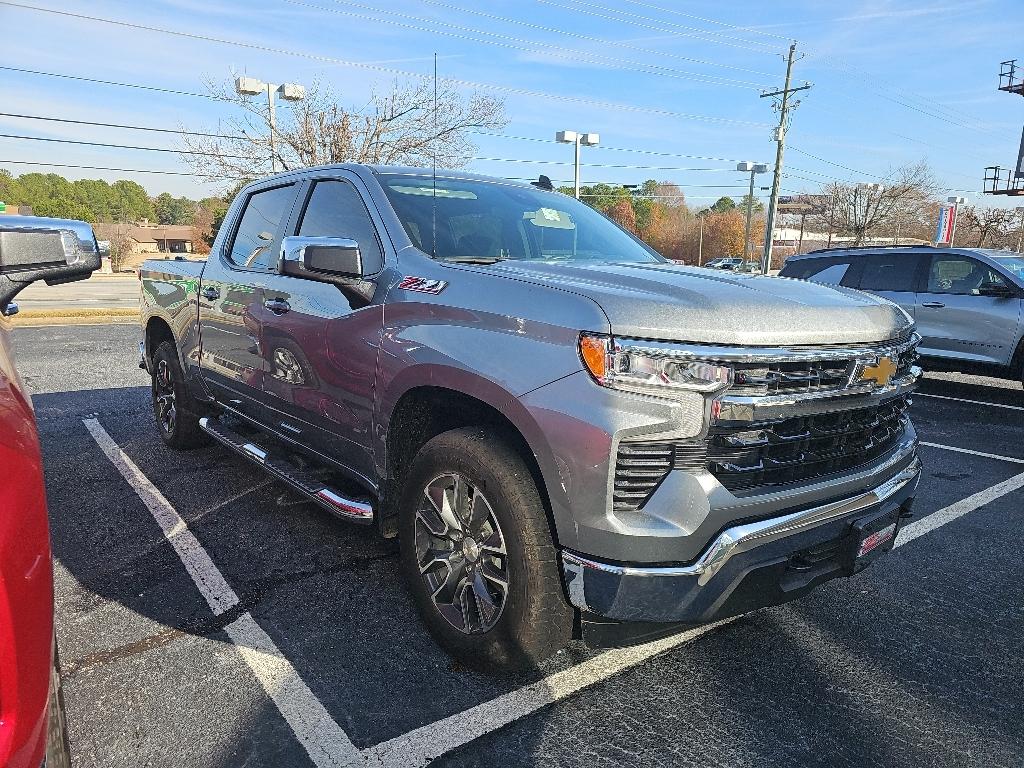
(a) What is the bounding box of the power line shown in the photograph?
[472,156,750,172]
[0,65,215,100]
[0,111,243,140]
[288,0,768,90]
[0,159,242,178]
[418,0,779,77]
[0,2,768,128]
[0,133,252,159]
[534,0,780,54]
[788,146,871,178]
[614,0,792,42]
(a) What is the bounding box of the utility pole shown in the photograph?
[737,162,768,261]
[759,43,811,274]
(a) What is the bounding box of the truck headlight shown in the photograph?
[579,334,733,395]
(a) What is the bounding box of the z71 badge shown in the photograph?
[397,276,448,295]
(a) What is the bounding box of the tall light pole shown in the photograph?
[736,162,768,261]
[236,76,307,173]
[556,130,600,198]
[947,196,967,246]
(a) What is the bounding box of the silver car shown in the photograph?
[781,245,1024,384]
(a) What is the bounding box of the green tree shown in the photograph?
[154,192,196,225]
[709,196,736,214]
[737,194,764,214]
[110,180,153,222]
[72,178,115,221]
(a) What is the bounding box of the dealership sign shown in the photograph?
[935,205,955,244]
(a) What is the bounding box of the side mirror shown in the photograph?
[279,236,362,281]
[978,281,1014,298]
[0,215,102,309]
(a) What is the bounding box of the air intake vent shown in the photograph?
[613,441,708,512]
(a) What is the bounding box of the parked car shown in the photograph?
[140,165,922,670]
[704,257,743,270]
[0,215,102,767]
[781,245,1024,383]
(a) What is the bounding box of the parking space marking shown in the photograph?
[916,392,1024,411]
[919,441,1024,464]
[83,418,362,768]
[362,621,733,768]
[84,418,239,616]
[896,469,1024,549]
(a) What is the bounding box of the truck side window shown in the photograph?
[227,184,296,271]
[807,261,850,285]
[858,253,919,292]
[297,180,384,274]
[926,255,1006,295]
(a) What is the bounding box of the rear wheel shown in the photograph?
[399,427,573,671]
[151,341,208,449]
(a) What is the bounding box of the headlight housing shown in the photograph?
[579,333,733,395]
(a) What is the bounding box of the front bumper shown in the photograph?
[561,456,921,625]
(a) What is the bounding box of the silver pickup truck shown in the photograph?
[139,165,922,670]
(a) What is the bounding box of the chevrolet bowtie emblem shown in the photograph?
[860,356,897,386]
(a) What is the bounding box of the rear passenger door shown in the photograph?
[915,254,1022,366]
[198,182,299,417]
[853,252,923,320]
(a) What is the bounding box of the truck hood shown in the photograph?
[487,260,912,346]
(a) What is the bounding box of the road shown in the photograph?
[14,323,1024,768]
[14,275,139,310]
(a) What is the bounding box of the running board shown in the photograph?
[198,416,374,525]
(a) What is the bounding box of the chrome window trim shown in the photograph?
[564,455,921,587]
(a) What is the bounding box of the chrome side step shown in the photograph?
[199,416,374,525]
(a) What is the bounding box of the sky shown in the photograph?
[1,0,1022,209]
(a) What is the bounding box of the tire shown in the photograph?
[151,341,208,449]
[45,643,72,768]
[399,426,573,671]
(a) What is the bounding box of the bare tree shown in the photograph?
[181,77,507,183]
[960,205,1019,247]
[827,162,936,245]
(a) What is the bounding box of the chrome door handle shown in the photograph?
[200,286,220,300]
[264,298,291,314]
[921,301,945,308]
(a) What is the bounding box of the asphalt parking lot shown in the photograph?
[14,323,1024,768]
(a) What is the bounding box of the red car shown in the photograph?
[0,216,101,768]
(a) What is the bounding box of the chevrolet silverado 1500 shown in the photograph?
[139,165,922,670]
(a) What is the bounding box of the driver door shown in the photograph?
[915,254,1022,366]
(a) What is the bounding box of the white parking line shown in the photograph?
[83,418,362,768]
[919,441,1024,464]
[916,392,1024,411]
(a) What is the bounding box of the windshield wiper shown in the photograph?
[442,256,508,264]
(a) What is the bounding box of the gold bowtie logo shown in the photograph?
[860,356,897,386]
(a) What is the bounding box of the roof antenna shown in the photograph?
[431,52,437,259]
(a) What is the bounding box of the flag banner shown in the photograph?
[935,205,954,243]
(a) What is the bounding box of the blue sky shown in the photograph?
[1,0,1021,208]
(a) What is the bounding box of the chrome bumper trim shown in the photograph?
[564,456,921,587]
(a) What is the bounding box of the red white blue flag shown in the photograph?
[935,205,955,244]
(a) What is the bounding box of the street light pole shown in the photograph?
[947,196,967,247]
[556,130,600,198]
[737,162,768,261]
[235,76,307,173]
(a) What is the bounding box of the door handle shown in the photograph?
[200,286,220,301]
[264,298,291,314]
[921,301,945,308]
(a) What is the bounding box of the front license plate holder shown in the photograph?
[847,506,901,574]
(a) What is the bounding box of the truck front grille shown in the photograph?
[612,395,911,509]
[707,395,911,492]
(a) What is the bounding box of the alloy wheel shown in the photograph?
[414,473,509,634]
[154,359,177,436]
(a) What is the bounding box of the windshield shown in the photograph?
[379,174,664,264]
[984,252,1024,280]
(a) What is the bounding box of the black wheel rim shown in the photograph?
[154,359,176,436]
[414,473,509,634]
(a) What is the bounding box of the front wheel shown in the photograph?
[399,427,573,671]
